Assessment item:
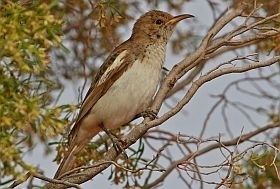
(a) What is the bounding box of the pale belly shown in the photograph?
[91,59,162,130]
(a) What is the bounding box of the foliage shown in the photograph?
[233,0,280,54]
[0,0,279,188]
[0,0,73,183]
[232,137,280,189]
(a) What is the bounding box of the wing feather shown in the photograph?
[68,49,131,144]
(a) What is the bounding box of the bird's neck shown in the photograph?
[130,32,167,47]
[121,36,167,66]
[137,42,166,69]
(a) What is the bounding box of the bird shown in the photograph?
[54,10,194,179]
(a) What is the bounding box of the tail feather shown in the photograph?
[54,145,80,179]
[54,120,102,179]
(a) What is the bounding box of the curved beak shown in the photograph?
[165,14,195,26]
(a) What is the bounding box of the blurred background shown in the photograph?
[0,0,279,188]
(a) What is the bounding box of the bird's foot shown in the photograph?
[99,124,128,159]
[141,109,158,120]
[111,136,128,159]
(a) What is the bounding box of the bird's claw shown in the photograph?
[141,109,158,120]
[111,136,128,159]
[99,124,128,159]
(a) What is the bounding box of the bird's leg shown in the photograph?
[99,124,128,159]
[141,108,158,120]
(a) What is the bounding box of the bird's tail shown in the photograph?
[54,121,102,179]
[54,143,83,179]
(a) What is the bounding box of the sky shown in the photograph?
[19,0,279,188]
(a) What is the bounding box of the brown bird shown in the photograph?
[54,10,194,178]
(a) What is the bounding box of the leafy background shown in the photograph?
[0,0,279,188]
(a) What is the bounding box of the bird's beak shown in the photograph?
[165,14,194,26]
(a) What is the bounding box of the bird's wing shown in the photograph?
[68,49,131,144]
[81,49,128,103]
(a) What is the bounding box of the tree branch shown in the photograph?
[146,122,280,188]
[45,4,280,188]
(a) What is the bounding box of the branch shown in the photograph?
[45,4,280,188]
[46,55,280,188]
[146,122,280,188]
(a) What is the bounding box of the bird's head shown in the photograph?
[132,10,194,45]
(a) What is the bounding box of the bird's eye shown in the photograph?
[155,19,163,25]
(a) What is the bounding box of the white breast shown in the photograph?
[91,44,166,129]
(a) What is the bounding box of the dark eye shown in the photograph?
[155,19,163,25]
